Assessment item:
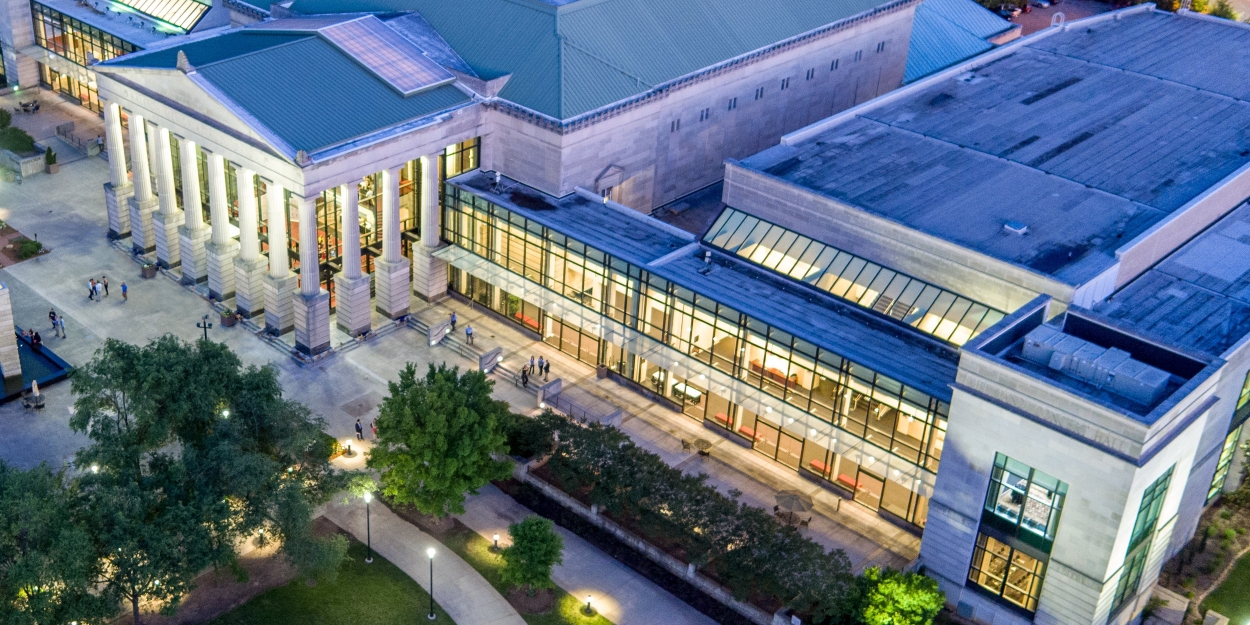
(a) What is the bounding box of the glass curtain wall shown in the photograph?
[443,185,946,529]
[1112,467,1174,614]
[31,2,139,112]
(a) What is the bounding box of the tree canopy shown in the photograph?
[0,462,115,625]
[860,568,945,625]
[69,336,348,624]
[500,516,564,596]
[368,363,512,518]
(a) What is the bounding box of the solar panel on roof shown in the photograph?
[116,0,209,31]
[320,17,455,96]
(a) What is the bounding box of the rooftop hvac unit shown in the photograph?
[1109,359,1172,406]
[1019,326,1172,406]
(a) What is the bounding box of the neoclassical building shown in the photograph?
[95,0,919,355]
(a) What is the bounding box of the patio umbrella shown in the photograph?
[776,490,814,512]
[693,438,713,452]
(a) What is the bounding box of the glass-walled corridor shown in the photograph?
[442,184,947,530]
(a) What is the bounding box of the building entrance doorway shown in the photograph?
[854,471,885,510]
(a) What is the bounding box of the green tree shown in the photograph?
[1191,0,1210,12]
[368,363,512,517]
[0,462,115,625]
[500,516,564,596]
[1210,0,1238,18]
[860,568,945,625]
[70,336,349,623]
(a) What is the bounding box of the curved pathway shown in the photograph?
[323,497,526,625]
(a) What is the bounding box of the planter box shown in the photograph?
[220,314,238,327]
[45,163,58,174]
[140,265,158,279]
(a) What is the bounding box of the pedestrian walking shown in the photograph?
[88,278,96,300]
[48,308,56,329]
[101,276,109,297]
[93,281,103,302]
[121,282,128,301]
[355,419,363,441]
[465,325,474,345]
[54,314,65,338]
[521,367,529,388]
[449,312,457,332]
[544,359,551,380]
[370,420,377,439]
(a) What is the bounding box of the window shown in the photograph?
[699,108,710,122]
[755,87,765,100]
[780,77,790,90]
[854,50,863,62]
[1208,425,1243,503]
[670,119,680,132]
[831,59,840,71]
[1112,467,1174,613]
[806,68,815,80]
[728,97,737,111]
[876,41,886,53]
[982,453,1068,551]
[969,533,1046,613]
[1236,370,1250,422]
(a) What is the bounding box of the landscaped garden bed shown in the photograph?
[501,411,943,625]
[382,497,612,625]
[1160,481,1250,623]
[0,219,47,266]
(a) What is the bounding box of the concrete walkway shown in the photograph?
[457,484,717,625]
[323,496,526,625]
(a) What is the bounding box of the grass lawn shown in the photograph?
[1206,550,1250,624]
[207,540,456,625]
[441,524,613,625]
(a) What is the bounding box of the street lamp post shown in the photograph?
[427,547,436,620]
[363,492,373,564]
[196,314,213,341]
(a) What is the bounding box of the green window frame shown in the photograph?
[1207,425,1243,504]
[1112,466,1174,613]
[982,453,1068,552]
[1236,370,1250,423]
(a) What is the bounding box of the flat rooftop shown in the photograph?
[739,9,1250,287]
[1094,204,1250,359]
[449,171,960,399]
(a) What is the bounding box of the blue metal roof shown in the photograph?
[108,31,309,68]
[195,36,471,152]
[903,0,1000,83]
[288,0,909,120]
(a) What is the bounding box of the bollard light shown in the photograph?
[583,593,595,616]
[493,532,500,552]
[427,547,437,620]
[363,492,374,564]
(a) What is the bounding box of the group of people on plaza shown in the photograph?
[86,276,126,302]
[20,327,43,352]
[520,355,550,389]
[449,311,475,345]
[354,418,377,440]
[46,308,66,338]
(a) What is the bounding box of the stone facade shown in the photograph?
[333,273,372,335]
[293,290,331,355]
[232,256,267,317]
[373,257,410,319]
[179,224,211,285]
[263,274,297,334]
[127,195,158,254]
[205,240,238,301]
[0,283,20,396]
[104,183,133,239]
[153,209,184,269]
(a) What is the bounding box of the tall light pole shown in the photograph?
[427,547,436,620]
[196,314,213,341]
[363,492,373,564]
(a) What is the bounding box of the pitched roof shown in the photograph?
[287,0,905,120]
[103,26,473,154]
[903,0,994,83]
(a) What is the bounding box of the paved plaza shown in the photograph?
[0,142,917,604]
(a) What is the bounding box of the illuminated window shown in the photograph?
[982,453,1067,550]
[968,533,1046,613]
[1208,425,1244,503]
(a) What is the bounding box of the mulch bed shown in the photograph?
[1160,501,1250,618]
[494,477,756,625]
[0,224,48,266]
[109,518,343,625]
[506,587,556,614]
[379,498,460,538]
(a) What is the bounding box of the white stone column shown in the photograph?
[374,166,410,318]
[177,138,211,286]
[126,112,158,254]
[231,168,267,317]
[263,183,297,335]
[411,153,447,302]
[0,283,21,397]
[334,181,372,336]
[152,128,183,269]
[205,153,239,301]
[102,102,132,239]
[293,195,330,355]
